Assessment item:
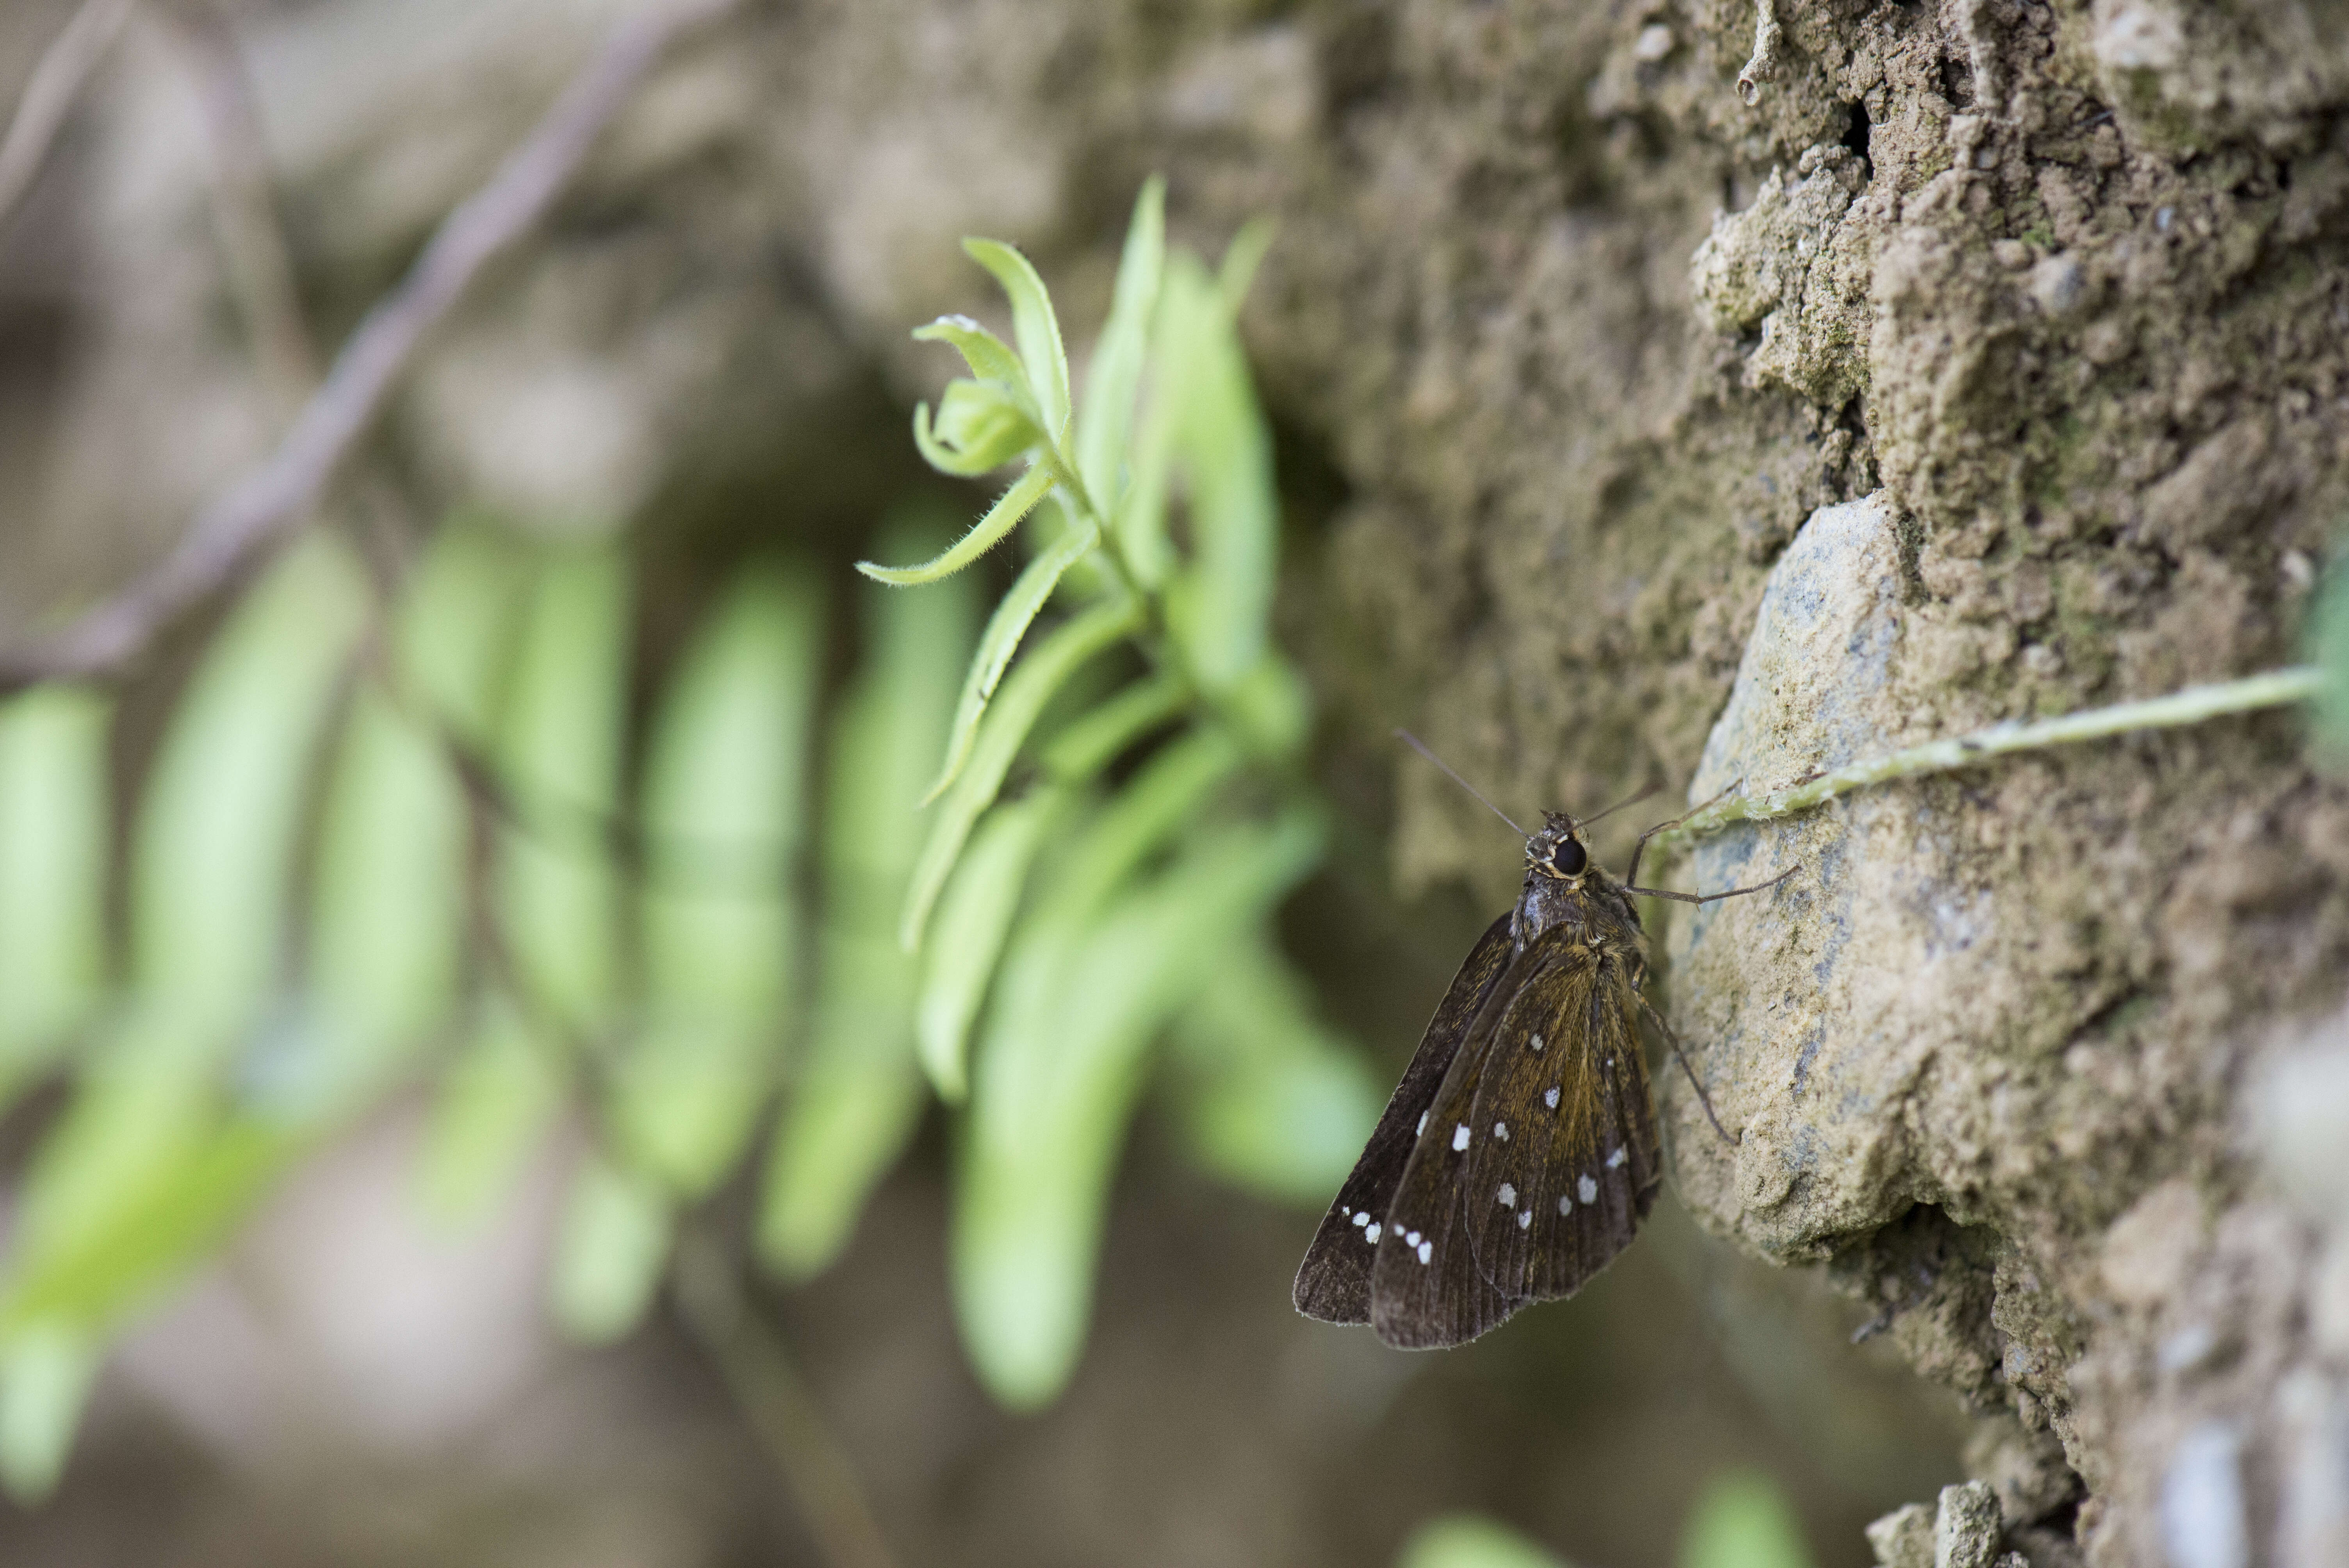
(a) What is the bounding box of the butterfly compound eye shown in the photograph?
[1550,838,1587,877]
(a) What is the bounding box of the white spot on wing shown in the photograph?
[1497,1183,1517,1208]
[1365,1223,1381,1245]
[1531,1033,1545,1052]
[1558,1194,1574,1215]
[1453,1123,1471,1152]
[1578,1174,1599,1204]
[1406,1231,1421,1247]
[1417,1240,1433,1264]
[1544,1086,1560,1110]
[1416,1111,1428,1137]
[1608,1146,1628,1169]
[1493,1121,1510,1142]
[1351,1211,1369,1228]
[1517,1210,1533,1230]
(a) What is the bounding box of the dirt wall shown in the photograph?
[10,1,2349,1563]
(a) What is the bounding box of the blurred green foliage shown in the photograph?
[868,179,1379,1405]
[1393,1469,1817,1568]
[1398,1515,1569,1568]
[2312,558,2349,757]
[1679,1470,1819,1568]
[0,178,1377,1496]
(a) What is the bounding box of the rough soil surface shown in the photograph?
[10,0,2349,1563]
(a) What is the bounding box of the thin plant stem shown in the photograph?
[672,1227,901,1568]
[1647,665,2325,852]
[162,8,320,403]
[0,0,135,233]
[0,0,736,691]
[1037,431,1293,780]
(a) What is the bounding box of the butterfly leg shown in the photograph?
[1625,779,1743,888]
[1636,993,1736,1146]
[1622,862,1800,905]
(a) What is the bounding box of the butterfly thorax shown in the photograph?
[1513,814,1645,963]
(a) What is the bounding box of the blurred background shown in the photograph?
[0,0,1975,1563]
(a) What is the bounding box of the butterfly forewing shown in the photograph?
[1292,912,1515,1325]
[1367,926,1661,1349]
[1527,959,1661,1302]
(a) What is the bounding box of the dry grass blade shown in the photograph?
[0,0,739,693]
[0,0,134,234]
[1648,665,2325,852]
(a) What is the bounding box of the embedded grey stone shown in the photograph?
[1867,1501,1936,1568]
[1934,1480,2003,1568]
[1691,490,1905,798]
[2026,255,2087,317]
[1666,492,1938,1252]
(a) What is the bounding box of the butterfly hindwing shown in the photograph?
[1367,925,1661,1349]
[1357,939,1549,1348]
[1292,912,1515,1324]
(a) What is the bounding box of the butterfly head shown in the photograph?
[1527,812,1591,882]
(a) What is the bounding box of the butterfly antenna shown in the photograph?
[1579,784,1662,829]
[1393,729,1528,838]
